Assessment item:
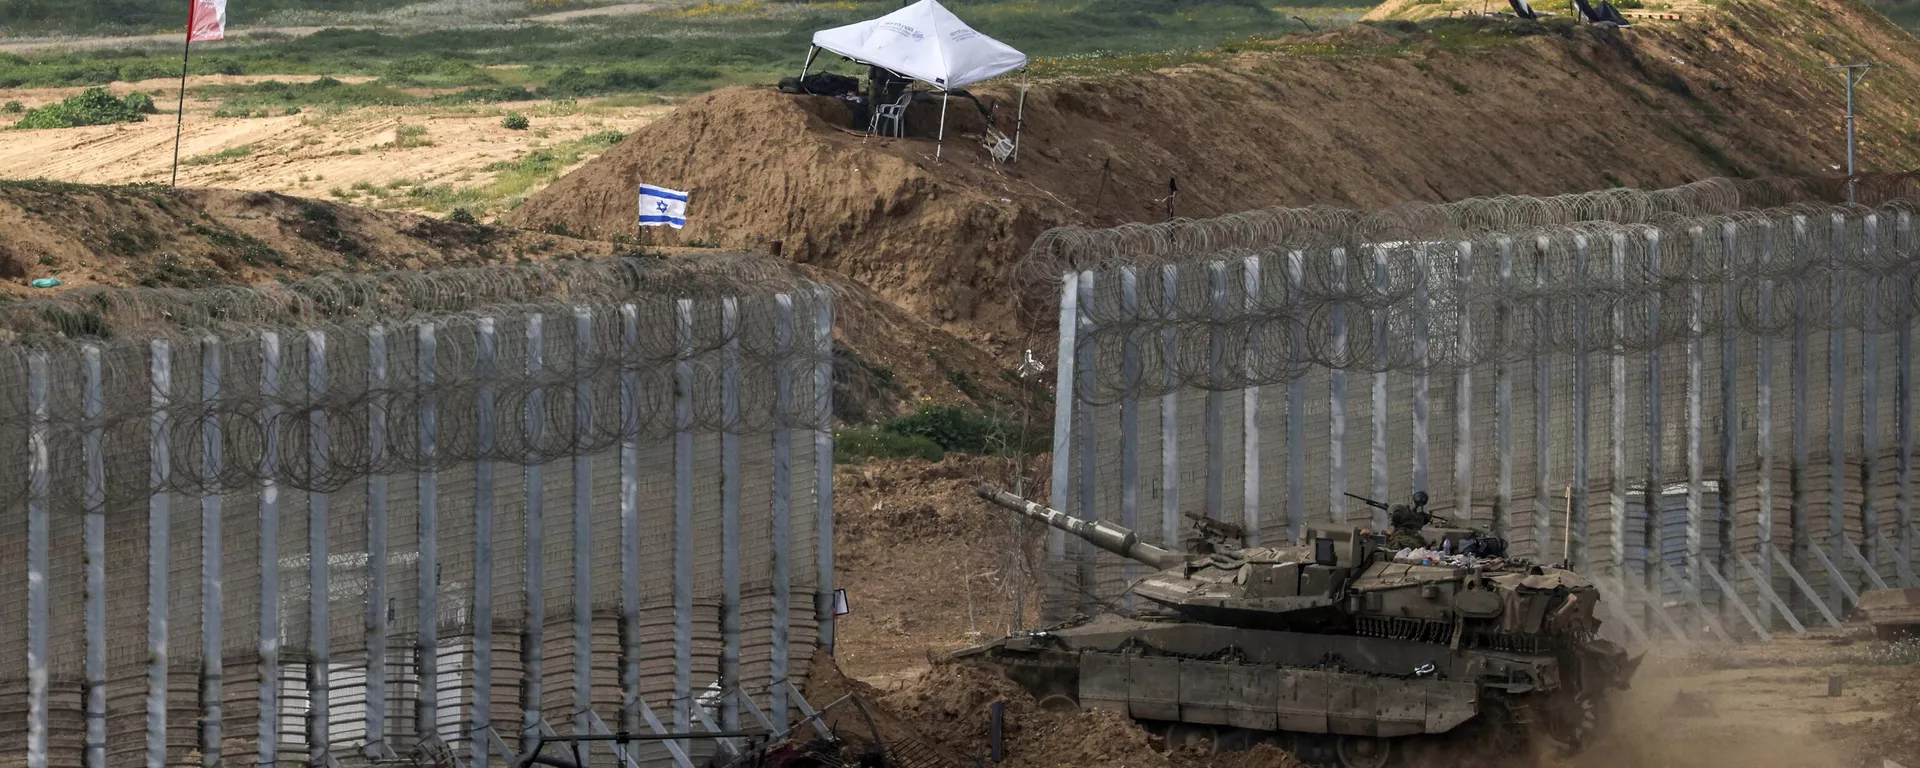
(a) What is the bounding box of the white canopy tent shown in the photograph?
[802,0,1027,158]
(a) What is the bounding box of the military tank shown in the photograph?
[955,485,1641,768]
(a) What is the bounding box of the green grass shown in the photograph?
[181,143,255,166]
[0,0,1372,98]
[198,76,539,116]
[383,128,627,214]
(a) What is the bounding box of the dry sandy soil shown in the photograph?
[0,77,670,217]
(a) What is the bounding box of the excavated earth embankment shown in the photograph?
[515,0,1920,341]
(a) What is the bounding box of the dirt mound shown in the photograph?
[832,455,1045,684]
[517,0,1920,340]
[0,181,612,296]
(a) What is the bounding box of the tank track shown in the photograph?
[961,646,1593,768]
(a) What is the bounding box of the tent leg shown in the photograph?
[937,91,949,160]
[1013,80,1027,162]
[800,46,817,81]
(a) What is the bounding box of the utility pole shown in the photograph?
[1827,63,1872,203]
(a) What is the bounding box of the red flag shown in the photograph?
[187,0,227,42]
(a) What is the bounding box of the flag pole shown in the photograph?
[169,3,196,188]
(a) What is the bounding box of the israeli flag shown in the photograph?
[638,184,688,229]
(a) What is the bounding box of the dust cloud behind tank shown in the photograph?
[956,485,1641,768]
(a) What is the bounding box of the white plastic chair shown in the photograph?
[868,91,911,137]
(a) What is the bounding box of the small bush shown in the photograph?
[834,426,945,464]
[182,143,254,166]
[9,87,147,130]
[123,91,157,114]
[1,101,21,114]
[447,207,480,225]
[389,122,431,148]
[502,112,530,130]
[883,404,1033,456]
[581,129,625,147]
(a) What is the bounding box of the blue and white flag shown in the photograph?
[638,184,689,229]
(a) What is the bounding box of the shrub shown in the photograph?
[883,404,1031,456]
[447,207,480,225]
[834,425,945,464]
[390,122,431,148]
[502,112,530,130]
[581,129,625,147]
[3,100,23,113]
[10,87,147,130]
[123,91,157,114]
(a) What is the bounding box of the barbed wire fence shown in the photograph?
[1033,181,1920,645]
[0,254,853,768]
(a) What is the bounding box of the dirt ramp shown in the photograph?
[511,87,1055,332]
[0,181,613,295]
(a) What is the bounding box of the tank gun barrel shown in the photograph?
[976,485,1185,568]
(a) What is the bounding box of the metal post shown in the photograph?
[814,293,836,643]
[1827,63,1872,203]
[26,351,48,768]
[200,337,224,767]
[1718,225,1740,625]
[1242,257,1262,544]
[720,298,744,733]
[619,304,643,733]
[1573,234,1592,569]
[1611,233,1629,573]
[523,314,546,746]
[147,339,172,768]
[1162,265,1181,549]
[1119,267,1140,563]
[1862,216,1882,580]
[1901,213,1916,586]
[673,299,695,744]
[1536,237,1554,561]
[1413,244,1432,496]
[1076,270,1096,608]
[1756,222,1777,624]
[1331,249,1349,525]
[307,329,332,767]
[82,345,106,768]
[1828,214,1850,609]
[1373,246,1392,532]
[571,308,595,738]
[1495,238,1514,540]
[1454,242,1474,531]
[1687,227,1706,607]
[1047,273,1077,619]
[417,323,441,746]
[1287,253,1306,542]
[770,295,793,731]
[1208,262,1228,522]
[1645,230,1665,614]
[473,318,497,768]
[367,326,391,754]
[1792,216,1813,618]
[260,333,283,767]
